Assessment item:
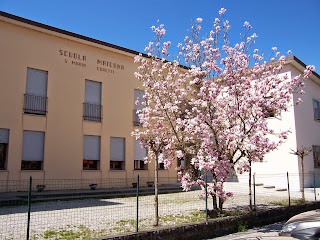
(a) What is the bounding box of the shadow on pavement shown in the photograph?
[0,198,123,215]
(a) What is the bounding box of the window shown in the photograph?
[110,137,125,170]
[264,108,276,118]
[177,153,192,169]
[177,159,185,168]
[261,96,279,118]
[0,129,9,170]
[133,89,145,125]
[313,100,320,121]
[21,131,45,170]
[158,162,165,170]
[313,146,320,168]
[83,135,100,170]
[134,140,147,170]
[110,161,123,170]
[84,80,102,122]
[24,68,48,115]
[134,160,146,170]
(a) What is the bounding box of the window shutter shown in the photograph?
[134,160,140,169]
[317,107,320,120]
[134,90,144,110]
[313,100,320,120]
[85,80,101,105]
[179,160,185,167]
[22,131,44,161]
[110,137,125,161]
[0,129,9,144]
[83,135,100,160]
[313,146,320,167]
[317,146,320,167]
[26,68,48,97]
[134,140,147,160]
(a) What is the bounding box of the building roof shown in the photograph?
[287,55,320,82]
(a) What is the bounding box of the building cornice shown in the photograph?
[0,11,148,58]
[286,55,320,84]
[0,11,318,78]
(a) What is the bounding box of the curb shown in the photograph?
[100,202,320,240]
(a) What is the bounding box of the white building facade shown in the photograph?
[252,56,320,190]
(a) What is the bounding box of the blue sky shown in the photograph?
[1,0,319,71]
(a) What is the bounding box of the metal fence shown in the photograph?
[0,173,319,240]
[0,176,178,193]
[23,94,47,115]
[83,103,102,122]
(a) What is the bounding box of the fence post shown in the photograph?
[136,175,139,233]
[253,173,256,210]
[313,172,317,201]
[26,176,32,240]
[287,172,291,206]
[205,174,208,224]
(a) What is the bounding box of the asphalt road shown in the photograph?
[204,222,285,240]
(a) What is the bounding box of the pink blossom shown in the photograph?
[296,98,303,105]
[304,65,316,78]
[196,18,203,23]
[176,150,184,158]
[219,8,226,15]
[133,8,312,210]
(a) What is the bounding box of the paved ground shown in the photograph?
[0,182,318,239]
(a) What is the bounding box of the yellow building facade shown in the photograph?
[0,11,178,190]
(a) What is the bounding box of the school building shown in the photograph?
[0,11,319,191]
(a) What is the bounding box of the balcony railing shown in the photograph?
[133,110,141,126]
[83,103,102,122]
[23,94,47,115]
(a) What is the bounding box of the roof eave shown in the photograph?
[0,11,148,58]
[286,55,320,83]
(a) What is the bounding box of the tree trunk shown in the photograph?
[218,197,223,212]
[249,161,252,210]
[212,195,218,210]
[211,171,218,210]
[154,152,159,226]
[301,156,305,201]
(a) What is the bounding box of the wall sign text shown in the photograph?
[59,49,126,74]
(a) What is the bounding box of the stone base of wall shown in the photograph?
[102,202,320,240]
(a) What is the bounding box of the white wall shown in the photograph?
[291,65,320,187]
[252,68,299,179]
[251,65,320,189]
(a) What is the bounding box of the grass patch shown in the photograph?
[109,219,138,233]
[160,197,198,205]
[160,210,206,225]
[159,208,252,226]
[34,225,109,240]
[270,198,306,206]
[237,221,248,232]
[116,219,135,228]
[3,237,14,240]
[42,225,92,240]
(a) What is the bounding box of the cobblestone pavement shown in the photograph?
[0,182,318,239]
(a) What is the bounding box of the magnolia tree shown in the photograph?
[291,146,312,202]
[132,36,199,225]
[133,8,315,214]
